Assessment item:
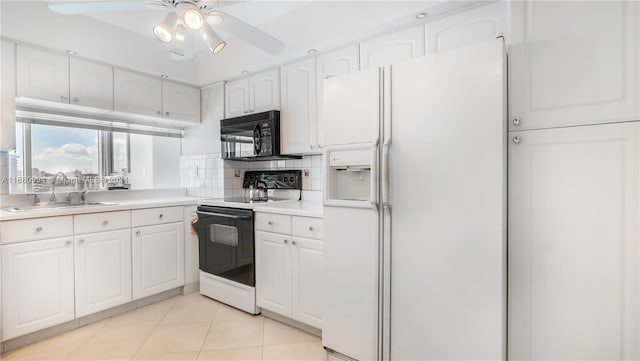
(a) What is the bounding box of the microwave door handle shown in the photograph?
[197,211,252,220]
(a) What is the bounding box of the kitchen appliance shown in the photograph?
[220,110,300,161]
[195,170,301,314]
[322,38,506,360]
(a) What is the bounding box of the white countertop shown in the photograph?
[253,200,323,218]
[0,197,202,221]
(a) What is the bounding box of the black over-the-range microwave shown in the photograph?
[220,110,300,161]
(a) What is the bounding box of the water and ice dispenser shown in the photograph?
[324,145,376,207]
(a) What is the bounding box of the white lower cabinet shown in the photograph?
[184,206,199,285]
[291,237,323,328]
[1,237,75,341]
[255,214,323,329]
[256,231,292,316]
[132,222,185,300]
[74,229,132,318]
[509,122,640,360]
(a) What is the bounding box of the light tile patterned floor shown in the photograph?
[1,293,325,361]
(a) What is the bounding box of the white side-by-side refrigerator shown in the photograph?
[322,38,507,361]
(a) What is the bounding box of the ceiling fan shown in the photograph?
[48,1,286,58]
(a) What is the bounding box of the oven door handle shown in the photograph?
[197,211,253,220]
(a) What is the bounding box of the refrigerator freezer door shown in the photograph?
[323,206,379,361]
[322,68,381,147]
[389,39,506,360]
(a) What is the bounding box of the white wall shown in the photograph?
[152,136,181,189]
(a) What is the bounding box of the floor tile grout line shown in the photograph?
[63,318,114,361]
[129,296,179,360]
[196,303,219,361]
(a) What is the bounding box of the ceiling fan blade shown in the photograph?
[207,10,285,54]
[48,2,152,15]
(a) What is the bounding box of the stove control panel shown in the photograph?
[243,170,302,190]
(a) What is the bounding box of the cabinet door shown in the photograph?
[359,25,425,69]
[225,78,250,117]
[280,57,318,154]
[17,45,69,103]
[509,0,640,131]
[69,57,113,110]
[183,206,199,285]
[114,68,162,117]
[316,45,359,149]
[508,123,640,360]
[249,68,280,113]
[183,83,223,156]
[75,229,132,317]
[162,80,200,122]
[1,39,16,150]
[425,2,507,55]
[2,237,74,341]
[291,237,323,329]
[132,222,185,300]
[255,231,292,317]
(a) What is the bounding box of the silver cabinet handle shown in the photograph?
[292,240,297,246]
[309,145,314,149]
[283,239,288,244]
[60,95,67,101]
[157,110,162,115]
[35,227,43,233]
[65,240,71,246]
[102,220,109,227]
[308,226,314,231]
[268,221,273,225]
[513,136,522,144]
[512,117,521,126]
[73,97,79,103]
[159,214,164,220]
[165,112,170,116]
[136,231,141,237]
[78,239,85,244]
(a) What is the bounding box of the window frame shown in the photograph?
[15,122,130,193]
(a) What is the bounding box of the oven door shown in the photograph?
[195,206,255,287]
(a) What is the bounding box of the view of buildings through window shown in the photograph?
[11,124,131,193]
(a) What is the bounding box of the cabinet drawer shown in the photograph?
[74,210,131,235]
[255,213,292,234]
[132,206,183,227]
[292,216,323,240]
[0,216,73,244]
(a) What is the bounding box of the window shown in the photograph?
[13,123,128,193]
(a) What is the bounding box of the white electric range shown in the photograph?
[193,170,302,314]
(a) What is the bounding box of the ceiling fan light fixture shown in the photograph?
[183,8,204,30]
[169,24,187,56]
[202,24,226,54]
[153,12,179,43]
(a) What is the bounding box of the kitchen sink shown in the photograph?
[1,202,118,212]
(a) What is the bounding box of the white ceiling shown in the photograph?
[1,0,462,86]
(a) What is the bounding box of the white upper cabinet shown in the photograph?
[225,69,280,118]
[183,83,224,156]
[249,68,280,113]
[114,68,162,118]
[316,45,359,149]
[69,57,113,110]
[509,0,640,131]
[280,57,318,155]
[1,39,16,150]
[225,77,250,118]
[359,25,425,69]
[162,80,200,123]
[509,122,640,360]
[17,45,69,103]
[425,2,507,55]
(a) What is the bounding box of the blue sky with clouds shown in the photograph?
[31,124,98,174]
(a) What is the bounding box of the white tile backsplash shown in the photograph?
[180,153,324,198]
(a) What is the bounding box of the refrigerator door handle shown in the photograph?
[382,143,390,208]
[370,142,379,209]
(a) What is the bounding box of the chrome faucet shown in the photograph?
[26,193,41,206]
[66,189,88,205]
